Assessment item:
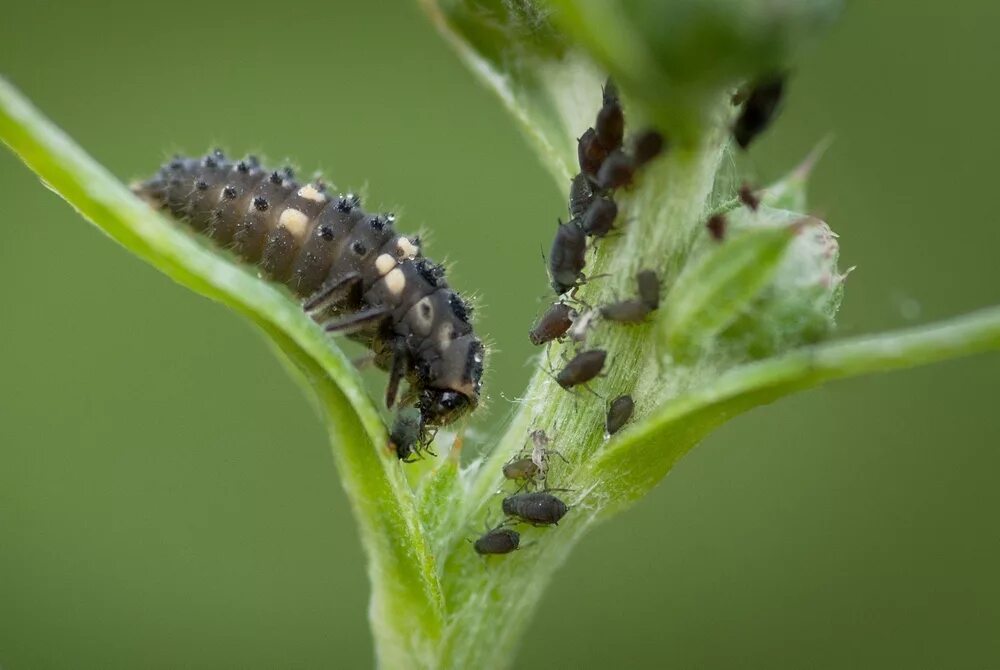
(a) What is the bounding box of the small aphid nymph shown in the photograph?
[636,269,660,311]
[632,129,666,167]
[738,183,760,211]
[568,173,595,219]
[473,525,521,555]
[605,394,635,436]
[596,150,635,191]
[600,298,650,324]
[388,409,427,462]
[707,213,727,241]
[580,196,618,238]
[595,79,624,151]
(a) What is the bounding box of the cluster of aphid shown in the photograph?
[472,429,570,555]
[476,72,791,557]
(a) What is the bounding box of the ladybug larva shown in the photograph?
[133,150,485,437]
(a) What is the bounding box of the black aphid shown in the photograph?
[556,349,607,389]
[473,526,521,555]
[502,491,569,526]
[733,73,786,149]
[578,128,609,179]
[738,183,760,211]
[707,213,727,241]
[601,270,660,324]
[632,129,666,167]
[636,269,660,310]
[134,152,484,440]
[568,173,595,219]
[605,394,635,436]
[580,196,618,238]
[548,220,588,295]
[595,79,624,151]
[529,302,577,346]
[388,409,428,462]
[596,150,635,191]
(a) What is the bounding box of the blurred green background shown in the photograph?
[2,1,999,667]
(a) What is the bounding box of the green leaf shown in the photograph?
[0,78,444,668]
[591,305,1000,514]
[658,213,805,357]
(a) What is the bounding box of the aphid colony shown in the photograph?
[530,79,663,437]
[484,72,789,557]
[473,430,571,555]
[134,152,484,454]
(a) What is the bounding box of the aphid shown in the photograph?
[473,525,521,555]
[600,270,660,323]
[600,298,649,324]
[632,129,666,167]
[555,349,607,389]
[529,302,577,346]
[706,213,727,241]
[605,394,635,436]
[502,491,569,525]
[636,269,660,310]
[580,196,618,238]
[568,173,595,219]
[595,79,624,151]
[548,219,588,295]
[502,430,566,488]
[134,152,484,436]
[388,408,430,462]
[577,128,609,179]
[596,150,635,191]
[738,183,760,211]
[733,73,786,149]
[502,455,541,483]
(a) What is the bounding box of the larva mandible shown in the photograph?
[133,150,484,441]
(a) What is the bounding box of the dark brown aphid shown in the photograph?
[596,150,635,191]
[733,73,786,149]
[580,196,618,238]
[134,152,484,435]
[548,220,588,295]
[605,394,635,436]
[632,129,666,167]
[738,183,760,211]
[556,349,607,389]
[595,79,624,151]
[502,456,541,483]
[636,269,660,310]
[502,491,569,525]
[707,213,727,241]
[473,525,521,555]
[600,298,650,324]
[568,173,595,219]
[578,128,609,178]
[529,302,577,346]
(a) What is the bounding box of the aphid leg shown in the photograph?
[579,382,606,401]
[323,306,390,334]
[384,340,409,409]
[303,271,361,311]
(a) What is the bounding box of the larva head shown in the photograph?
[419,335,485,426]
